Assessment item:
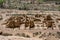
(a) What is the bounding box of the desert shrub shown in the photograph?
[37,0,46,3]
[44,0,60,1]
[15,33,21,36]
[22,33,25,37]
[26,35,30,38]
[2,33,12,36]
[0,15,3,20]
[19,4,29,10]
[52,34,55,36]
[57,32,60,38]
[33,32,38,37]
[0,32,2,35]
[39,32,41,35]
[46,15,52,20]
[58,6,60,11]
[15,33,30,38]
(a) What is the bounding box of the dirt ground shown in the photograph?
[0,9,60,40]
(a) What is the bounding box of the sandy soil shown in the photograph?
[0,9,60,40]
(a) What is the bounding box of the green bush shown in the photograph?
[37,0,46,3]
[0,0,5,4]
[58,6,60,11]
[0,0,5,8]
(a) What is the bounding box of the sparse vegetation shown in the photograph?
[57,32,60,38]
[0,0,5,8]
[0,0,58,11]
[2,33,12,36]
[15,33,30,38]
[45,15,52,20]
[22,33,25,37]
[0,15,3,20]
[37,0,46,3]
[33,32,39,37]
[15,33,21,36]
[26,35,30,38]
[58,6,60,11]
[0,0,4,4]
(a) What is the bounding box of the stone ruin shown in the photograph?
[2,14,57,30]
